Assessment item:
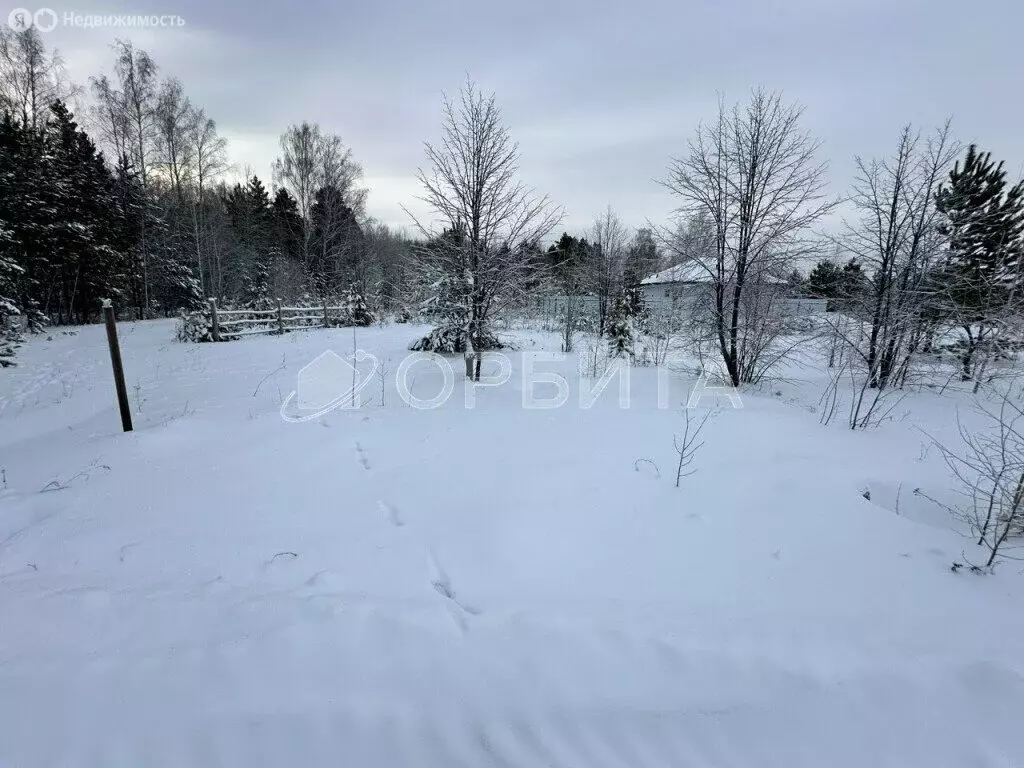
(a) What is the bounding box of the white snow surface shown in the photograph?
[2,320,1023,767]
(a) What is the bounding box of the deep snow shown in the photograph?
[2,319,1023,767]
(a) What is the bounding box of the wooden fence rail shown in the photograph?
[207,299,348,342]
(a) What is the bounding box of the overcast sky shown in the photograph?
[35,0,1024,239]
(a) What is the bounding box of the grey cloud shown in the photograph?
[41,0,1024,235]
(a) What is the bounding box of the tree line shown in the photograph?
[0,28,409,364]
[404,83,1023,396]
[3,26,1023,394]
[794,137,1024,395]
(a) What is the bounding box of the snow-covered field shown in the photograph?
[2,319,1023,767]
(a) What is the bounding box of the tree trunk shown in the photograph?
[961,327,976,381]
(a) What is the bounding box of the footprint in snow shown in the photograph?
[427,550,482,622]
[377,500,403,527]
[354,441,371,470]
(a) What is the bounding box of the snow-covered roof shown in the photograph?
[641,263,788,286]
[641,263,708,285]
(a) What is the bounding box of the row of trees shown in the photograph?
[798,134,1024,413]
[546,222,659,350]
[1,28,409,364]
[407,82,1024,401]
[4,25,1023,396]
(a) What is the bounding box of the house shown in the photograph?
[640,262,789,301]
[639,263,824,319]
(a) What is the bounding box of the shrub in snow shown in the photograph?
[579,338,611,379]
[0,299,20,368]
[410,273,467,351]
[409,326,504,354]
[928,392,1024,569]
[0,330,17,367]
[175,310,214,343]
[408,273,502,353]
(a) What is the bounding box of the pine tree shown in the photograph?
[0,223,22,366]
[240,258,271,309]
[140,170,200,315]
[840,259,867,303]
[111,154,149,315]
[225,175,274,306]
[310,185,364,294]
[548,234,590,295]
[935,145,1024,379]
[410,227,478,352]
[0,110,52,329]
[271,188,303,264]
[606,289,635,359]
[806,258,866,310]
[343,283,374,326]
[623,228,660,287]
[622,282,649,333]
[149,234,203,314]
[806,260,843,299]
[786,269,804,292]
[47,101,125,323]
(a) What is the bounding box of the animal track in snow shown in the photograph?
[427,549,482,629]
[377,500,404,527]
[354,441,371,470]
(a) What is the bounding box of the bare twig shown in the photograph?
[252,354,287,397]
[634,458,661,479]
[674,407,715,487]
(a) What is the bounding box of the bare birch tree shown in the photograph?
[273,123,366,287]
[590,206,629,337]
[186,109,228,296]
[110,40,158,313]
[660,88,835,386]
[153,77,196,200]
[0,27,77,133]
[311,134,367,291]
[408,79,561,380]
[835,123,959,428]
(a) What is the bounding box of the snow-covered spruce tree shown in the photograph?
[933,145,1024,386]
[409,250,477,353]
[406,79,561,380]
[273,122,368,291]
[545,232,593,352]
[606,289,636,359]
[623,281,649,334]
[240,253,273,310]
[343,283,374,326]
[0,224,23,366]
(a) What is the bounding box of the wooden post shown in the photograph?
[102,299,133,433]
[323,299,329,329]
[277,298,285,335]
[208,297,221,342]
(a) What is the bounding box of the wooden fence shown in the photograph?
[207,298,349,342]
[531,295,828,323]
